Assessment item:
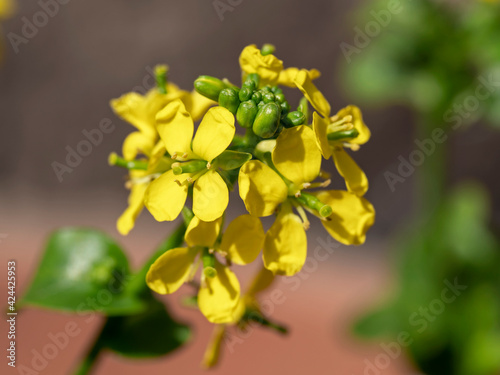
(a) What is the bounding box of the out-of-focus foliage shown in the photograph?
[344,1,500,374]
[343,0,500,126]
[354,184,500,375]
[21,226,191,361]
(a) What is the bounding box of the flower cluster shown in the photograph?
[109,44,375,365]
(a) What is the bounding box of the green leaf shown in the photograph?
[22,228,145,315]
[100,298,191,358]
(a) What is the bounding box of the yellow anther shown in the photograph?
[208,248,215,254]
[182,152,188,159]
[174,179,182,186]
[344,143,360,151]
[320,179,331,188]
[206,162,212,169]
[171,152,178,159]
[302,182,311,189]
[294,191,301,198]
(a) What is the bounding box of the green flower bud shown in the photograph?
[257,100,266,109]
[194,75,226,101]
[261,86,271,93]
[236,100,258,128]
[263,92,275,103]
[297,96,310,124]
[239,87,253,102]
[219,88,240,114]
[282,111,306,128]
[247,73,260,88]
[253,102,281,138]
[270,86,282,95]
[280,100,291,117]
[251,91,262,104]
[260,43,276,56]
[242,79,256,92]
[275,92,285,103]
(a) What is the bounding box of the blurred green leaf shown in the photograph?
[352,304,400,338]
[22,228,145,315]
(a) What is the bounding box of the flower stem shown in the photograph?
[73,323,105,375]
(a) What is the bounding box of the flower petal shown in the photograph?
[201,325,226,369]
[189,90,217,122]
[239,44,283,85]
[273,125,322,186]
[278,67,321,87]
[333,148,369,196]
[314,190,375,245]
[117,178,148,236]
[192,106,235,162]
[156,99,194,158]
[144,169,189,221]
[294,69,331,118]
[185,216,223,248]
[198,262,241,324]
[312,112,332,159]
[146,247,198,294]
[122,131,156,160]
[337,105,371,145]
[220,215,265,265]
[146,141,167,173]
[193,170,229,222]
[111,89,168,137]
[238,160,288,217]
[263,205,307,276]
[246,266,275,298]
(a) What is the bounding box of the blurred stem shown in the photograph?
[416,117,447,219]
[74,323,105,375]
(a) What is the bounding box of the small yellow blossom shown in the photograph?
[202,266,276,368]
[110,84,190,160]
[239,44,321,87]
[239,125,374,275]
[147,215,265,323]
[294,69,370,196]
[144,100,235,222]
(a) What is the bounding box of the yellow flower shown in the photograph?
[239,44,321,87]
[113,153,173,235]
[116,169,149,236]
[201,266,276,368]
[110,84,190,160]
[147,214,265,323]
[239,125,375,275]
[294,69,371,196]
[144,100,236,222]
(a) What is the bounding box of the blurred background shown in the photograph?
[1,0,500,374]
